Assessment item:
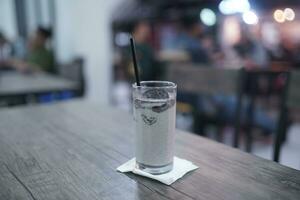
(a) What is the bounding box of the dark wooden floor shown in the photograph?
[0,100,299,200]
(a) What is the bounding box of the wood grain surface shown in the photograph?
[0,100,299,200]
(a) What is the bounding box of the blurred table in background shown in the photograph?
[0,71,79,106]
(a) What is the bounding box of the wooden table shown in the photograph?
[0,101,299,200]
[0,72,78,97]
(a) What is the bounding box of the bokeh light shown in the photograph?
[115,32,130,46]
[223,16,241,45]
[284,8,295,21]
[219,0,250,15]
[200,8,217,26]
[273,9,285,23]
[242,10,258,25]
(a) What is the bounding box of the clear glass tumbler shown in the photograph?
[133,81,177,174]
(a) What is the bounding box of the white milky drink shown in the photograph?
[133,81,177,174]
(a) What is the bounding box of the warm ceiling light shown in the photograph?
[284,8,295,21]
[274,9,285,23]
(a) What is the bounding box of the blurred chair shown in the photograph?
[168,64,243,142]
[273,70,300,162]
[168,64,293,160]
[237,69,290,153]
[58,57,85,97]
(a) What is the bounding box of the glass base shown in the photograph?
[136,162,173,175]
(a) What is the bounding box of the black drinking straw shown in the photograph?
[130,37,141,86]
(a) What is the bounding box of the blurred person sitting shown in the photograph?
[278,36,300,68]
[0,31,13,69]
[126,21,162,81]
[175,18,210,64]
[234,31,269,69]
[12,27,55,73]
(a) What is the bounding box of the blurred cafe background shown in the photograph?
[0,0,299,169]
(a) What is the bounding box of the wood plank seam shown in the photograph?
[134,180,174,200]
[170,185,197,200]
[3,163,37,200]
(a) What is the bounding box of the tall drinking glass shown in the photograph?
[133,81,177,174]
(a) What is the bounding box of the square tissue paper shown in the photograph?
[117,157,198,185]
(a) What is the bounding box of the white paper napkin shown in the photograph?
[117,157,198,185]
